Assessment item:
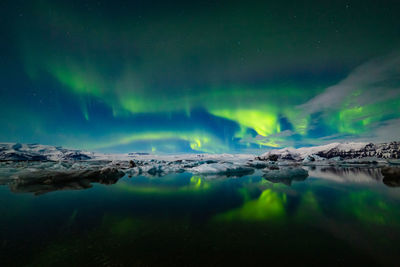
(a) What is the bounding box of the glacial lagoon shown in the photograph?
[1,167,400,266]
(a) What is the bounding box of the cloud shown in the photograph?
[289,52,400,144]
[239,130,298,149]
[311,119,400,144]
[299,52,400,114]
[370,119,400,142]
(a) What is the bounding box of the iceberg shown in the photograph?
[263,167,309,186]
[191,162,254,177]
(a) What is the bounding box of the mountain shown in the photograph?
[257,141,400,162]
[1,141,400,163]
[0,143,94,161]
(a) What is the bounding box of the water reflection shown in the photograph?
[263,167,309,186]
[215,188,287,222]
[1,167,400,265]
[382,167,400,187]
[1,166,400,196]
[2,168,124,195]
[307,166,384,183]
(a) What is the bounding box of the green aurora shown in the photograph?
[1,0,400,152]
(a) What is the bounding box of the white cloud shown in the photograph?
[299,52,400,114]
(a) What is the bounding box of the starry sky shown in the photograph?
[1,0,400,153]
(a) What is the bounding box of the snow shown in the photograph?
[0,141,397,183]
[0,143,258,179]
[259,142,369,161]
[0,142,399,195]
[0,143,94,161]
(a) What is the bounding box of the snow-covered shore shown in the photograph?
[1,142,400,194]
[1,142,400,178]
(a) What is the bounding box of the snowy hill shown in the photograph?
[0,143,94,161]
[257,141,400,162]
[1,141,400,165]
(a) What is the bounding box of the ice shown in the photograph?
[191,162,254,176]
[263,167,309,186]
[1,141,400,194]
[246,160,269,169]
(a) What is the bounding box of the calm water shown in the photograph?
[1,167,400,266]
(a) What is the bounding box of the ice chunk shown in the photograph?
[191,162,254,176]
[263,167,308,186]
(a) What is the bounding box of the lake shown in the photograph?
[1,166,400,266]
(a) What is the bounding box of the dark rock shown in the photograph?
[268,154,279,161]
[129,160,136,168]
[62,152,91,161]
[0,152,48,161]
[128,152,149,155]
[12,143,22,150]
[382,167,400,187]
[246,161,268,169]
[281,154,295,160]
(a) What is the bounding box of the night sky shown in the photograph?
[1,0,400,153]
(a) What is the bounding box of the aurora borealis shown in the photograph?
[1,0,400,153]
